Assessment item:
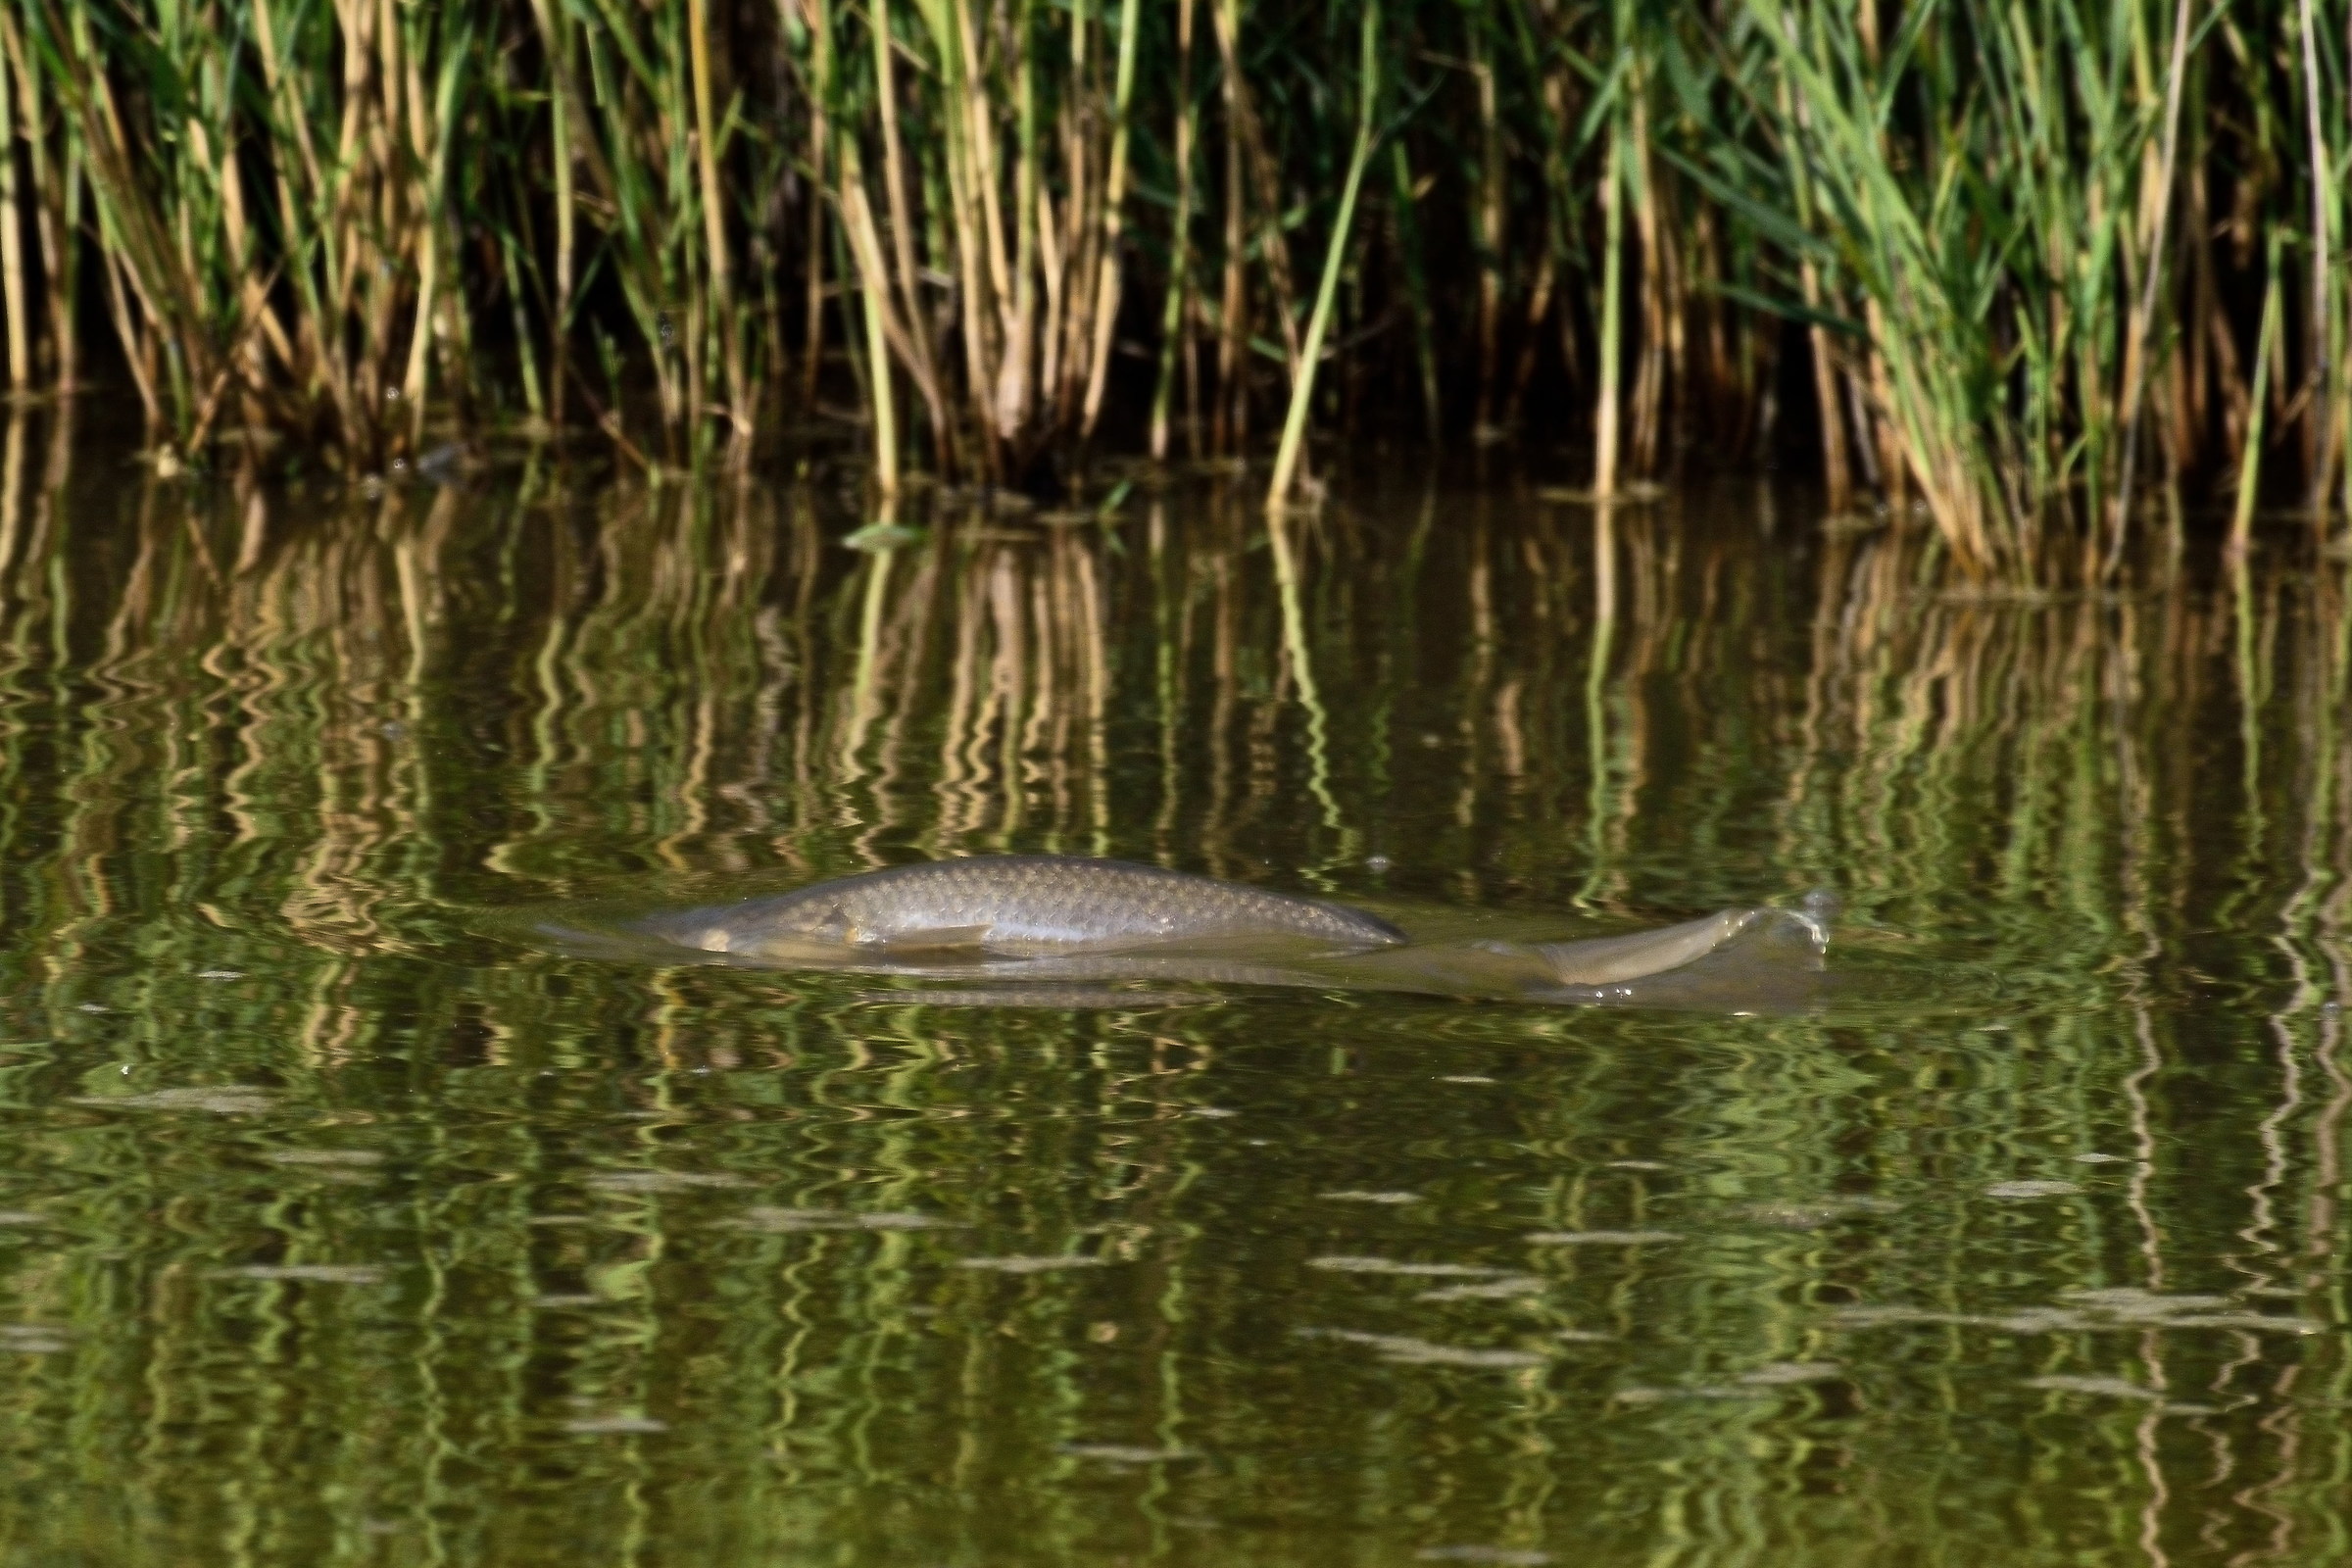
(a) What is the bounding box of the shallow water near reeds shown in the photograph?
[0,448,2347,1567]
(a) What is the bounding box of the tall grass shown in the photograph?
[0,0,2343,575]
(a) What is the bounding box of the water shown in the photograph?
[0,442,2345,1566]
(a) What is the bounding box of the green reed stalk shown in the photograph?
[1389,139,1442,445]
[1007,0,1042,453]
[1592,95,1624,499]
[868,0,945,458]
[536,0,578,432]
[2109,0,2197,572]
[1469,24,1501,430]
[842,138,903,495]
[1265,0,1378,514]
[401,22,468,449]
[690,0,749,443]
[1147,0,1199,461]
[2298,0,2348,517]
[2230,234,2283,559]
[500,230,547,424]
[1078,0,1141,436]
[1771,68,1853,513]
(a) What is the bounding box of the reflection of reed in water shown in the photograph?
[0,438,2349,1563]
[2,439,2346,1031]
[1778,521,2352,998]
[900,523,1111,854]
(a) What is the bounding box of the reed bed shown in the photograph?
[0,0,2345,572]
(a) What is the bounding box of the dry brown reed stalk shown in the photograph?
[0,34,27,397]
[7,17,80,394]
[22,0,475,464]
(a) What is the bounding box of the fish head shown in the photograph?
[722,900,871,956]
[636,895,865,959]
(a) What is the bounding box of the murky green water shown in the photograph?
[0,444,2346,1566]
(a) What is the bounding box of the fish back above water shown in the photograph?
[632,855,1409,958]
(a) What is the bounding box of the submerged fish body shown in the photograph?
[632,855,1409,959]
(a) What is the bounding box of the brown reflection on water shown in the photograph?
[0,416,2347,1565]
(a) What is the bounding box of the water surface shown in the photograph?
[0,442,2345,1566]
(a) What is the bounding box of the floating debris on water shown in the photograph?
[731,1206,958,1233]
[1059,1443,1197,1464]
[841,521,924,552]
[213,1264,384,1284]
[1984,1180,2082,1199]
[955,1255,1107,1274]
[1298,1327,1546,1368]
[1416,1548,1552,1565]
[586,1170,751,1194]
[74,1086,275,1115]
[1614,1384,1774,1404]
[1739,1360,1844,1386]
[860,985,1211,1007]
[1822,1304,1943,1329]
[263,1149,387,1168]
[1525,1230,1683,1247]
[1417,1276,1547,1302]
[1981,1308,2092,1334]
[1440,1075,1498,1085]
[2024,1374,2160,1401]
[76,1004,109,1014]
[1188,1106,1240,1119]
[1732,1203,1841,1231]
[0,1210,44,1227]
[1309,1255,1510,1278]
[1320,1190,1422,1205]
[2072,1152,2130,1164]
[0,1324,70,1354]
[564,1415,668,1435]
[2059,1287,2230,1317]
[1825,1302,2091,1334]
[2049,1289,2326,1334]
[1606,1160,1670,1171]
[2157,1313,2328,1335]
[196,970,245,981]
[531,1294,607,1309]
[1732,1198,1897,1230]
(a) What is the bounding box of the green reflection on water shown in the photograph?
[0,431,2346,1567]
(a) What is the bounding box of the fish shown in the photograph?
[567,857,1833,1008]
[629,855,1408,959]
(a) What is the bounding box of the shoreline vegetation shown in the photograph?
[0,0,2344,578]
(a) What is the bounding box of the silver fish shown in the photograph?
[631,855,1407,959]
[586,858,1832,1008]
